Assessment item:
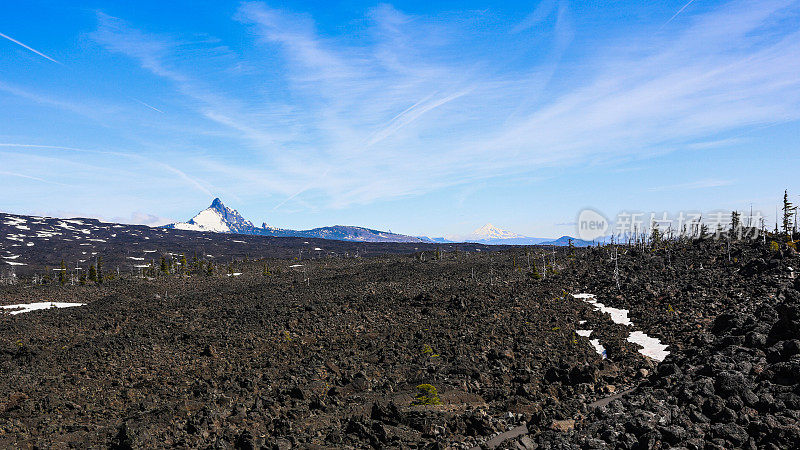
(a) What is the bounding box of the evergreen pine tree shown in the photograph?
[529,259,542,280]
[180,255,187,274]
[58,260,66,285]
[783,190,795,238]
[731,211,741,237]
[160,257,168,274]
[96,257,103,284]
[651,224,661,248]
[88,263,97,282]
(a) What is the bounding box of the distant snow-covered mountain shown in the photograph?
[166,198,254,233]
[165,198,426,243]
[164,200,597,246]
[471,223,524,240]
[443,223,595,246]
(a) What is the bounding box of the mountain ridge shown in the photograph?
[445,223,595,246]
[164,199,595,246]
[165,199,428,243]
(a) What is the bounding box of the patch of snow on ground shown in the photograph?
[232,240,247,243]
[574,294,631,326]
[573,293,668,362]
[63,219,85,225]
[143,250,157,253]
[289,264,303,268]
[314,247,322,251]
[128,257,145,261]
[226,273,243,276]
[1,255,20,259]
[627,331,670,362]
[575,329,607,358]
[589,339,607,359]
[5,261,26,266]
[1,302,85,315]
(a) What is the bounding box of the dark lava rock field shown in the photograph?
[1,214,799,448]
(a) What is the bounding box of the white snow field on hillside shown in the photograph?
[171,208,231,233]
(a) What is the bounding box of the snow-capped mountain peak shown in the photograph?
[165,198,254,233]
[471,223,523,240]
[163,198,426,242]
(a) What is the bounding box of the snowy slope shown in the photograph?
[164,198,426,243]
[165,198,253,234]
[171,208,230,232]
[471,223,524,240]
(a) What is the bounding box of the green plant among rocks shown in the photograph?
[96,257,103,284]
[411,384,442,406]
[58,260,66,285]
[88,263,97,283]
[528,260,542,280]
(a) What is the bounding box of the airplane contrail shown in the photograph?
[663,0,698,27]
[132,98,164,113]
[0,32,62,64]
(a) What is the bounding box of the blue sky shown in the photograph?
[1,0,799,238]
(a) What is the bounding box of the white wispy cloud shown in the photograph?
[0,170,69,186]
[0,143,214,196]
[649,179,734,192]
[82,0,800,209]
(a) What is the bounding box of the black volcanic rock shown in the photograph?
[0,211,503,276]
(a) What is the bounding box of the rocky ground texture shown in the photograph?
[1,234,798,449]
